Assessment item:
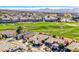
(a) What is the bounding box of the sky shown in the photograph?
[0,6,77,9]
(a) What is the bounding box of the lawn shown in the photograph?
[0,22,79,40]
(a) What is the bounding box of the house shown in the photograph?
[60,18,74,22]
[0,30,16,38]
[16,32,36,40]
[66,42,79,52]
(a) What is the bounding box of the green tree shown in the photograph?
[16,26,23,34]
[58,43,65,49]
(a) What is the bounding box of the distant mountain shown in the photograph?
[29,8,79,13]
[0,7,79,14]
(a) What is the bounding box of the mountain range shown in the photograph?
[0,7,79,13]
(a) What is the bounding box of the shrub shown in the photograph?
[52,35,56,38]
[58,43,65,49]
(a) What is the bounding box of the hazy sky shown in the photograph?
[0,6,77,9]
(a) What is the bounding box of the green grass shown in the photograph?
[0,22,79,40]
